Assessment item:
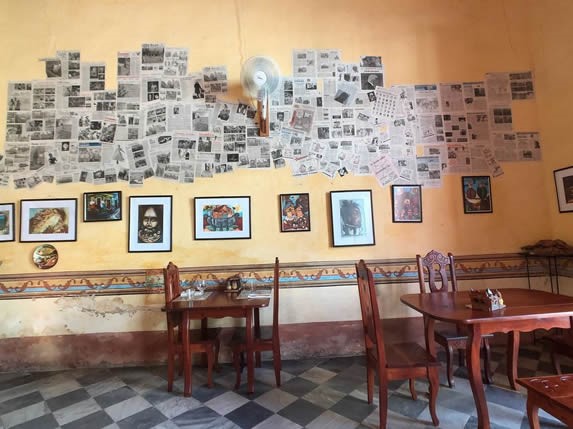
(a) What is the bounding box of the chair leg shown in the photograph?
[273,341,281,387]
[167,349,174,392]
[233,349,242,389]
[206,348,214,388]
[551,352,562,375]
[366,357,375,404]
[378,376,388,429]
[482,339,493,384]
[446,345,455,388]
[427,367,440,427]
[408,378,417,400]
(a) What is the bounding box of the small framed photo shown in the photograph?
[83,191,122,222]
[280,193,311,232]
[330,190,375,247]
[554,166,573,213]
[462,176,493,214]
[194,196,251,240]
[0,203,15,242]
[20,199,77,242]
[128,195,172,252]
[391,185,422,223]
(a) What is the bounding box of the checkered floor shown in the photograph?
[0,343,570,429]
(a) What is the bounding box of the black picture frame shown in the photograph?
[391,185,422,223]
[0,203,15,242]
[20,198,78,242]
[554,166,573,213]
[329,190,375,247]
[128,195,172,252]
[83,191,122,222]
[462,176,493,214]
[279,193,311,232]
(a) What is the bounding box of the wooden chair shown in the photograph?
[231,257,281,389]
[543,331,573,374]
[416,250,493,388]
[356,259,440,428]
[517,374,573,429]
[163,262,219,393]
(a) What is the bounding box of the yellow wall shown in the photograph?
[0,0,571,338]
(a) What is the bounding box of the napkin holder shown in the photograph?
[469,288,506,311]
[225,275,242,293]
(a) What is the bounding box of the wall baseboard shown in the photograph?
[0,317,522,372]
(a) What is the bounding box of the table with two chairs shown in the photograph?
[162,258,281,397]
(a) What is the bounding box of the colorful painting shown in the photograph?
[280,193,311,232]
[194,196,251,240]
[20,199,77,242]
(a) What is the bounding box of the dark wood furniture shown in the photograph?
[544,332,573,374]
[163,262,219,394]
[416,250,493,387]
[401,288,573,429]
[517,374,573,429]
[231,257,281,389]
[356,260,440,428]
[164,282,270,396]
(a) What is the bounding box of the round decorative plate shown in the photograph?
[32,244,58,269]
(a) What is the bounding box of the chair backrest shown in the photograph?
[163,261,182,304]
[416,250,457,293]
[272,257,280,338]
[355,260,387,369]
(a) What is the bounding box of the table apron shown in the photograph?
[472,316,572,335]
[186,309,250,320]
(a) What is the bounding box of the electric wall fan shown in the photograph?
[240,56,281,136]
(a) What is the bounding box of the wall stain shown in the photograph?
[55,296,157,318]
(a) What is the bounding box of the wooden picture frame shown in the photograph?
[128,195,172,252]
[554,166,573,213]
[83,191,122,222]
[330,190,375,247]
[391,185,422,223]
[0,203,15,242]
[279,193,311,232]
[20,199,77,242]
[462,176,493,214]
[194,196,251,240]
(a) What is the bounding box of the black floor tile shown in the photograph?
[279,376,318,397]
[0,391,44,415]
[225,401,274,428]
[12,413,59,429]
[94,386,137,408]
[278,398,325,426]
[61,410,114,429]
[117,407,167,429]
[330,395,376,422]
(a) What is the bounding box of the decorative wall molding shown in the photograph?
[2,252,567,299]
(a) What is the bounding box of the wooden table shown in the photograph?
[400,288,573,429]
[517,374,573,428]
[164,290,270,397]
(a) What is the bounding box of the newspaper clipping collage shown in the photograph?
[2,43,539,190]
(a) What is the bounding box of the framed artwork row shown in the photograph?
[3,178,501,249]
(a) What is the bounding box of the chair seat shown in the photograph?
[385,342,440,369]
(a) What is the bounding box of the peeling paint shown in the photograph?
[54,296,157,318]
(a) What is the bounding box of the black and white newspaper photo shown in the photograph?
[370,154,399,187]
[141,43,165,75]
[462,81,487,112]
[164,47,188,77]
[414,84,440,114]
[488,106,513,132]
[485,72,511,105]
[439,83,465,113]
[292,49,317,78]
[57,50,81,80]
[516,131,541,161]
[509,71,535,100]
[317,49,341,78]
[415,155,442,188]
[118,51,141,78]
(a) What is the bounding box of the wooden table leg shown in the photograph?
[507,330,520,390]
[200,317,208,367]
[467,325,490,429]
[254,308,261,367]
[246,310,255,394]
[182,311,192,397]
[424,315,436,357]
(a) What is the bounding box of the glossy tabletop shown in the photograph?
[401,288,573,429]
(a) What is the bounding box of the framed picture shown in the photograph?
[83,191,122,222]
[194,196,251,240]
[0,203,15,242]
[20,199,77,242]
[391,185,422,223]
[554,166,573,213]
[462,176,493,214]
[280,193,311,232]
[128,195,172,252]
[330,190,375,247]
